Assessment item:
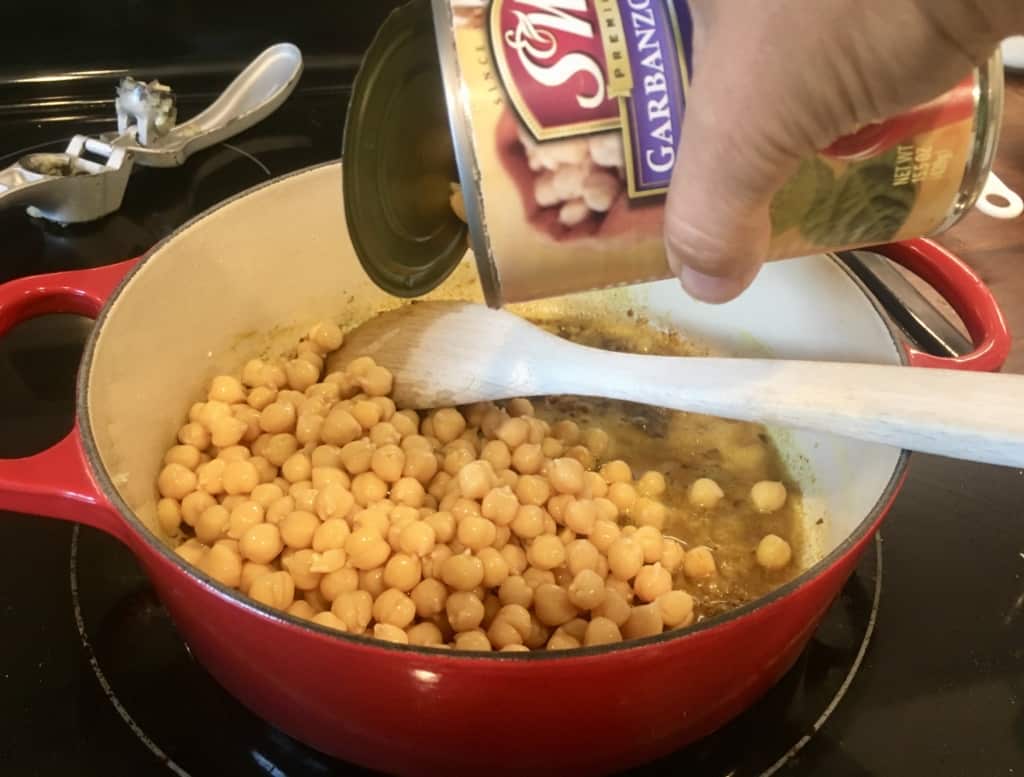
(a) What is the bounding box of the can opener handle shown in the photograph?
[0,43,302,224]
[974,172,1023,219]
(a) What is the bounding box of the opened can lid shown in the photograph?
[342,0,467,298]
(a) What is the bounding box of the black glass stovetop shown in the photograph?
[1,4,1022,775]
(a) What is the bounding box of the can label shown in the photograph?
[447,0,980,302]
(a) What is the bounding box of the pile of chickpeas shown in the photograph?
[156,319,794,651]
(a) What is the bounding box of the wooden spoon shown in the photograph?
[328,301,1024,468]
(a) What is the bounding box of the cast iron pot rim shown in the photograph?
[75,160,910,663]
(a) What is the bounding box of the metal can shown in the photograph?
[342,0,1006,307]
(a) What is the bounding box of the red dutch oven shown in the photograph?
[0,163,1009,776]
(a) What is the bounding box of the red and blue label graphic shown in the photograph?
[491,0,693,197]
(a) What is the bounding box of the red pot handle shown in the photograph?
[0,260,138,545]
[870,239,1010,372]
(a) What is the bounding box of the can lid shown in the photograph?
[342,0,467,298]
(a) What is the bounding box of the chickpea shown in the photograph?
[287,600,317,620]
[320,567,359,602]
[391,410,419,438]
[634,563,672,602]
[349,472,387,507]
[632,497,667,531]
[195,459,226,495]
[278,510,320,550]
[443,448,474,477]
[657,590,695,629]
[523,567,556,589]
[310,444,343,469]
[479,486,518,526]
[238,522,283,565]
[607,482,637,512]
[164,444,202,470]
[401,621,441,647]
[600,460,632,484]
[562,540,596,577]
[544,457,583,495]
[369,396,396,422]
[527,535,566,570]
[622,602,664,640]
[282,548,323,590]
[500,544,528,576]
[345,526,391,570]
[513,474,549,507]
[249,571,295,611]
[261,363,289,390]
[372,588,417,629]
[284,360,319,395]
[179,491,215,527]
[477,440,510,472]
[247,386,277,411]
[308,320,344,352]
[510,444,543,475]
[309,548,347,574]
[218,460,258,496]
[441,552,485,591]
[411,578,448,618]
[383,553,422,592]
[264,434,299,468]
[588,521,618,555]
[250,483,283,510]
[259,401,297,435]
[496,417,529,449]
[239,561,273,594]
[564,498,597,536]
[581,428,610,458]
[593,588,631,627]
[352,365,389,397]
[368,444,404,484]
[266,495,296,525]
[394,520,434,557]
[424,511,456,544]
[241,359,266,388]
[756,534,793,571]
[197,400,231,431]
[174,538,207,566]
[633,526,664,564]
[505,398,534,418]
[661,538,686,574]
[445,591,485,632]
[540,437,564,459]
[471,546,507,588]
[510,505,545,540]
[454,630,492,652]
[158,463,197,501]
[688,478,725,509]
[309,518,347,552]
[194,505,229,545]
[332,590,373,633]
[593,498,618,524]
[608,536,644,581]
[402,448,438,485]
[307,612,345,632]
[547,630,582,650]
[497,575,534,609]
[156,498,182,535]
[455,515,495,552]
[683,545,718,580]
[321,408,363,446]
[425,408,463,444]
[533,583,578,627]
[178,422,211,450]
[584,617,623,647]
[568,569,606,610]
[751,481,788,514]
[304,588,330,613]
[391,477,426,508]
[548,419,578,446]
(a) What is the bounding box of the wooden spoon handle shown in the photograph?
[566,354,1024,468]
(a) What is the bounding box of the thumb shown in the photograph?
[664,34,803,302]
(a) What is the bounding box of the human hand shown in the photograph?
[665,0,1022,302]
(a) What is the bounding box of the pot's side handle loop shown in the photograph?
[871,239,1010,372]
[0,260,137,544]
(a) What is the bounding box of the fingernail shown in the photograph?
[679,267,749,303]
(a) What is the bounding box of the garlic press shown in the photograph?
[0,43,303,224]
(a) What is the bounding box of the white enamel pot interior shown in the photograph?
[83,162,905,573]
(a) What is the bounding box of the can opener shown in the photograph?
[0,43,303,224]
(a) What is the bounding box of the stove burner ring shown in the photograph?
[68,527,883,776]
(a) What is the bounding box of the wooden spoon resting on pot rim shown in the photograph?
[328,301,1024,468]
